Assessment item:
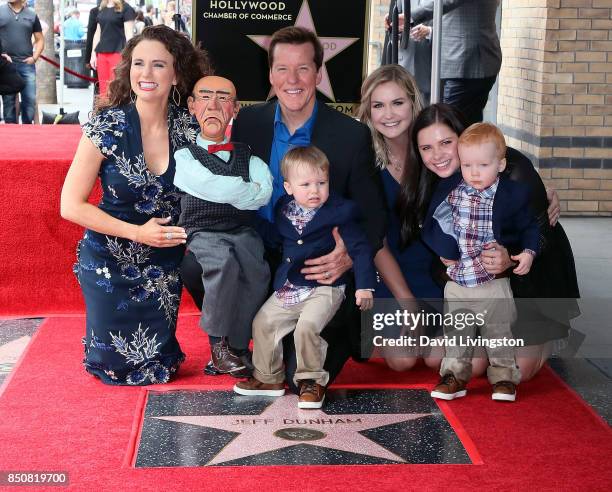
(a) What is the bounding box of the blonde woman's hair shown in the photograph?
[100,0,124,12]
[357,64,424,169]
[281,146,329,181]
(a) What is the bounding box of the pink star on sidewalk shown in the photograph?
[247,0,359,101]
[154,394,431,465]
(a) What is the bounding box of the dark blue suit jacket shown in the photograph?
[231,99,387,252]
[421,173,540,261]
[260,193,377,292]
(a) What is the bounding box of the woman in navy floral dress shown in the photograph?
[61,26,209,385]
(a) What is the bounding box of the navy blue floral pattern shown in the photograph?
[75,104,198,385]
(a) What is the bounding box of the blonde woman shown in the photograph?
[358,64,441,371]
[90,0,136,96]
[359,66,437,304]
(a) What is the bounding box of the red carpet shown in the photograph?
[0,125,93,317]
[0,125,197,318]
[0,316,611,491]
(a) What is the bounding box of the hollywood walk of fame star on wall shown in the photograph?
[247,0,359,101]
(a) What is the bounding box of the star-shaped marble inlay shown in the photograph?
[153,394,431,465]
[247,0,359,101]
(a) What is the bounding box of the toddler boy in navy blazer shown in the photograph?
[422,123,539,403]
[234,146,377,409]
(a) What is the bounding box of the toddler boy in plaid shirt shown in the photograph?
[234,146,376,409]
[422,123,539,402]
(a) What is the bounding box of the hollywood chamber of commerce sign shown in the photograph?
[192,0,371,115]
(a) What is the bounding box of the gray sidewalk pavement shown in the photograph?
[561,217,612,298]
[561,217,612,385]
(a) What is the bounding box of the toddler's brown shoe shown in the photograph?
[234,377,285,397]
[298,379,326,409]
[430,373,467,400]
[492,381,517,402]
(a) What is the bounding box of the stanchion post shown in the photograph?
[430,0,442,104]
[391,3,399,64]
[59,0,65,114]
[174,0,182,32]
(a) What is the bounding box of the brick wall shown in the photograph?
[539,168,612,214]
[367,1,611,215]
[497,0,612,216]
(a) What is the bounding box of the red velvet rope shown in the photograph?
[39,54,98,83]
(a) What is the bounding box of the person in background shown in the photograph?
[0,37,25,99]
[163,1,175,27]
[134,10,146,35]
[63,9,84,41]
[395,0,502,126]
[0,0,44,124]
[84,1,100,95]
[90,0,136,97]
[143,4,155,27]
[383,0,432,104]
[163,1,186,32]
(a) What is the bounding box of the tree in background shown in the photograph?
[35,0,57,107]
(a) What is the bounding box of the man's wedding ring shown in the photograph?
[166,232,173,240]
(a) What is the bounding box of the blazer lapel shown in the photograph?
[238,101,276,162]
[491,177,508,239]
[275,215,296,239]
[310,102,335,153]
[301,196,340,234]
[276,197,301,240]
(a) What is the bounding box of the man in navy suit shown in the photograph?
[234,146,376,408]
[180,26,387,391]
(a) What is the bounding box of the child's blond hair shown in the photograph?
[281,146,329,180]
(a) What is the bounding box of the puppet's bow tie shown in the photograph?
[208,142,234,153]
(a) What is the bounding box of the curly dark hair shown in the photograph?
[95,25,211,112]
